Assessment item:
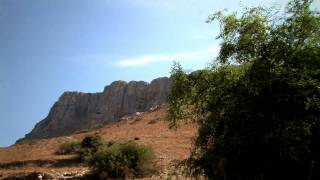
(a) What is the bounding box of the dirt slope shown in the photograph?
[0,107,197,179]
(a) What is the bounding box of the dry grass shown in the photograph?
[0,107,197,179]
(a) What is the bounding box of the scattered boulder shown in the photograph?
[149,105,160,112]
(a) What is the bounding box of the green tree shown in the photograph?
[168,0,320,179]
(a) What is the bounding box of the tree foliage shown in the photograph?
[168,0,320,179]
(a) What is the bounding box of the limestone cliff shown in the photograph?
[23,77,170,140]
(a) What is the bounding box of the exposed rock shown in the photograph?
[21,77,170,140]
[149,105,160,112]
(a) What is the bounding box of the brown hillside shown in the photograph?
[0,107,197,179]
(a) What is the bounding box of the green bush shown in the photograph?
[86,141,156,179]
[79,135,103,163]
[81,135,103,149]
[56,141,81,155]
[56,135,156,179]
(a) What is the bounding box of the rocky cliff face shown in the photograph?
[23,77,170,140]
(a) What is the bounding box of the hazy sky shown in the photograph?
[1,0,316,147]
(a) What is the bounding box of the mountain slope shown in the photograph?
[22,77,170,140]
[0,107,197,179]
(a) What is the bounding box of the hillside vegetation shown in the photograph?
[0,107,197,179]
[1,0,319,179]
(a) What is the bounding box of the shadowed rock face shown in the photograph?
[23,77,170,140]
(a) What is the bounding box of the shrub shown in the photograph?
[56,141,81,155]
[56,135,156,179]
[81,135,103,150]
[87,141,156,179]
[79,135,103,163]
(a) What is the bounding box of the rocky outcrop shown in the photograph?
[22,77,170,140]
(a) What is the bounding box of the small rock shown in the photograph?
[63,172,76,176]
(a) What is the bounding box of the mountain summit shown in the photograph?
[21,77,170,140]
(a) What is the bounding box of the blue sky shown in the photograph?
[1,0,316,147]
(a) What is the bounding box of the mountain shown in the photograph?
[21,77,171,140]
[1,106,197,179]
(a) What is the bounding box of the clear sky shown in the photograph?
[1,0,317,147]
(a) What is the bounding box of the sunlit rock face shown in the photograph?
[23,77,170,140]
